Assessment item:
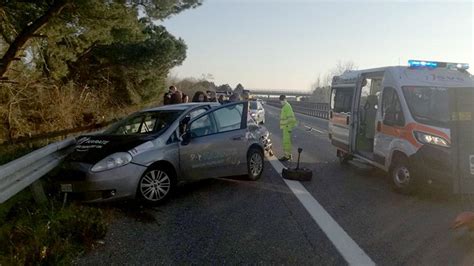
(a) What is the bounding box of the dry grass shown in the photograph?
[0,78,162,143]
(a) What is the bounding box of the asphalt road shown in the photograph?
[77,103,474,265]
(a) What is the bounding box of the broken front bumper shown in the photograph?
[56,161,147,202]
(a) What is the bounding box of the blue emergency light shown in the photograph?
[408,59,469,70]
[408,60,438,68]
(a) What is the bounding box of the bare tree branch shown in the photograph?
[0,0,69,78]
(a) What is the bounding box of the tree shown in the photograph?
[0,0,202,140]
[70,24,188,104]
[0,0,202,79]
[324,60,358,85]
[310,61,358,103]
[216,84,232,94]
[234,83,244,94]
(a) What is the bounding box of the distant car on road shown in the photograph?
[249,100,265,124]
[57,102,271,204]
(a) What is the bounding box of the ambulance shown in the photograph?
[328,60,474,194]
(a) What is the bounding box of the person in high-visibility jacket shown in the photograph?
[279,95,297,161]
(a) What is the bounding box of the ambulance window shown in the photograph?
[331,88,353,113]
[382,87,404,126]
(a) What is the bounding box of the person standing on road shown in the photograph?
[170,90,183,104]
[165,86,188,105]
[279,95,297,161]
[192,91,208,102]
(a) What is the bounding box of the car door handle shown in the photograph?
[231,135,244,141]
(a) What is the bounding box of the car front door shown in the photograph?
[179,102,249,180]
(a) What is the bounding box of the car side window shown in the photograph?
[189,107,207,119]
[189,113,217,138]
[331,87,353,113]
[382,87,404,126]
[139,114,157,133]
[213,104,244,132]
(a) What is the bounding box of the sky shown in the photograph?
[162,0,474,91]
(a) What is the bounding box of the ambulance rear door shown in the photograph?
[329,85,354,152]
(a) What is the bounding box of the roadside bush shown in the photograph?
[0,191,108,265]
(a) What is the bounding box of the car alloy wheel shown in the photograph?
[139,169,173,203]
[248,148,264,181]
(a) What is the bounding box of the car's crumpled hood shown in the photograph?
[67,134,155,164]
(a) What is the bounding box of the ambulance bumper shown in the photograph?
[410,144,453,187]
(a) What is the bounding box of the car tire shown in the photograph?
[247,148,264,181]
[137,166,176,205]
[390,155,417,194]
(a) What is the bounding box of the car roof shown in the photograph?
[141,102,219,112]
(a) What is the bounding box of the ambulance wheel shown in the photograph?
[247,148,264,181]
[390,155,417,194]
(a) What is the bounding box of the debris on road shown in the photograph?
[282,148,312,181]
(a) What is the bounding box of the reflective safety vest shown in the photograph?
[280,102,297,130]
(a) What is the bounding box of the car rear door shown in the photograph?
[179,102,249,180]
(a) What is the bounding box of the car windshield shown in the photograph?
[402,86,450,127]
[249,101,258,110]
[103,111,182,135]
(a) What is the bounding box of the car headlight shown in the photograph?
[91,152,132,172]
[414,131,450,148]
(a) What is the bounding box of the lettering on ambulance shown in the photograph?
[380,122,451,149]
[425,74,465,83]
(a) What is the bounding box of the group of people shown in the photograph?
[164,86,247,105]
[163,86,189,105]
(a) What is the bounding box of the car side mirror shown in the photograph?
[181,130,191,145]
[182,116,191,124]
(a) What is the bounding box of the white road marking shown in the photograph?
[266,155,375,266]
[304,125,326,134]
[312,128,325,134]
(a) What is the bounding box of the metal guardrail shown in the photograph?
[266,99,329,120]
[0,120,116,147]
[0,138,76,203]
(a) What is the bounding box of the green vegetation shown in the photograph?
[0,0,202,142]
[0,189,108,265]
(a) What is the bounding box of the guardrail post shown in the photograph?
[30,180,47,205]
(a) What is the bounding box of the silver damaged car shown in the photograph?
[57,102,272,204]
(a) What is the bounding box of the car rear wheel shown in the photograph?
[248,148,264,181]
[390,155,417,194]
[137,167,175,204]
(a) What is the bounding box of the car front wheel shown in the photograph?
[247,148,264,181]
[137,167,175,204]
